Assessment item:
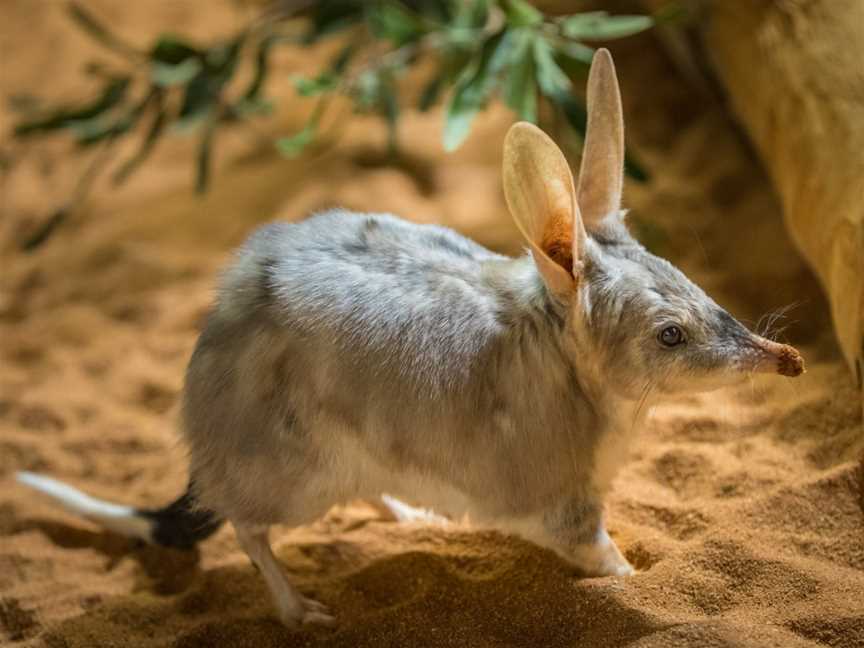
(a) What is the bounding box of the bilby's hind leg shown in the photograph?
[234,524,335,627]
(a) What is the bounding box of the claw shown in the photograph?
[302,610,337,626]
[301,596,331,614]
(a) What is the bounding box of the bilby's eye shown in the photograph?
[659,325,685,347]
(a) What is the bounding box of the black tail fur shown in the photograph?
[139,484,223,550]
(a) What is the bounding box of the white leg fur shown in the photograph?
[234,524,335,627]
[568,527,634,577]
[377,494,449,525]
[535,499,634,577]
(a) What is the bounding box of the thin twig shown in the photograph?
[21,138,118,252]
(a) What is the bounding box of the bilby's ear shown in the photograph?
[577,48,625,231]
[502,122,586,298]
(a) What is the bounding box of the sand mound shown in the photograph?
[1,2,862,647]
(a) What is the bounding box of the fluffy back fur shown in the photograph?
[184,211,603,527]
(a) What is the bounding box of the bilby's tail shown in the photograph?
[15,471,223,550]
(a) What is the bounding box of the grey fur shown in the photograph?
[182,205,788,577]
[184,211,600,530]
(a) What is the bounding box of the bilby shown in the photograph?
[17,49,804,627]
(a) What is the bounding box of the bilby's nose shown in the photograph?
[750,335,805,377]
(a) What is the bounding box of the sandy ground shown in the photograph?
[1,2,862,647]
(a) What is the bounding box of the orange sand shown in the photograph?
[1,2,862,647]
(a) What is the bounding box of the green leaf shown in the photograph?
[229,97,274,119]
[292,73,338,97]
[14,76,131,136]
[502,30,537,122]
[151,58,202,87]
[454,0,489,29]
[443,30,507,151]
[150,34,200,64]
[354,70,382,111]
[177,38,241,128]
[533,36,571,97]
[418,74,443,111]
[446,1,489,49]
[488,27,519,73]
[205,40,241,70]
[561,12,653,41]
[509,69,536,123]
[554,40,594,69]
[67,1,139,58]
[292,42,353,102]
[69,113,128,144]
[71,88,157,146]
[304,1,364,44]
[178,73,214,126]
[366,1,425,46]
[276,122,317,158]
[443,98,478,151]
[500,0,543,27]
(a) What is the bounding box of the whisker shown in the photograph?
[685,223,710,267]
[757,301,802,340]
[766,324,793,343]
[754,312,771,337]
[757,307,779,337]
[630,379,656,438]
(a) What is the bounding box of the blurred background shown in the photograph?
[1,2,862,647]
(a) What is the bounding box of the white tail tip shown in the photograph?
[16,471,154,542]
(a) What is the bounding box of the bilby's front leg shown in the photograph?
[539,497,633,577]
[234,524,335,627]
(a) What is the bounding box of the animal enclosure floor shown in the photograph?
[1,2,862,647]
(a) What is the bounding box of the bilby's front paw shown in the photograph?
[570,529,633,577]
[276,595,336,627]
[598,554,635,577]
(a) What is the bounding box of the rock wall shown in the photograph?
[704,0,864,393]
